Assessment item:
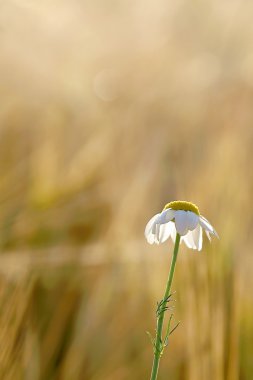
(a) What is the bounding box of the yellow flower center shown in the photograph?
[163,201,200,215]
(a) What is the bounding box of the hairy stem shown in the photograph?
[150,233,181,380]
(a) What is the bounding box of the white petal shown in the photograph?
[144,213,160,244]
[186,212,199,231]
[158,222,173,243]
[169,222,177,242]
[175,210,188,236]
[159,208,175,224]
[145,214,160,236]
[154,223,160,244]
[182,230,197,249]
[192,225,203,251]
[198,227,203,250]
[146,232,156,244]
[199,215,218,238]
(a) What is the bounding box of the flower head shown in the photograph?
[145,200,218,251]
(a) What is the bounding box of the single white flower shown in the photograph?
[145,201,218,251]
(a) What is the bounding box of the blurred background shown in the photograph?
[0,1,253,379]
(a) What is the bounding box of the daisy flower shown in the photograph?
[145,200,218,251]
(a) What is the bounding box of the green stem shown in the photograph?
[150,233,181,380]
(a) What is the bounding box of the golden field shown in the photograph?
[0,1,253,379]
